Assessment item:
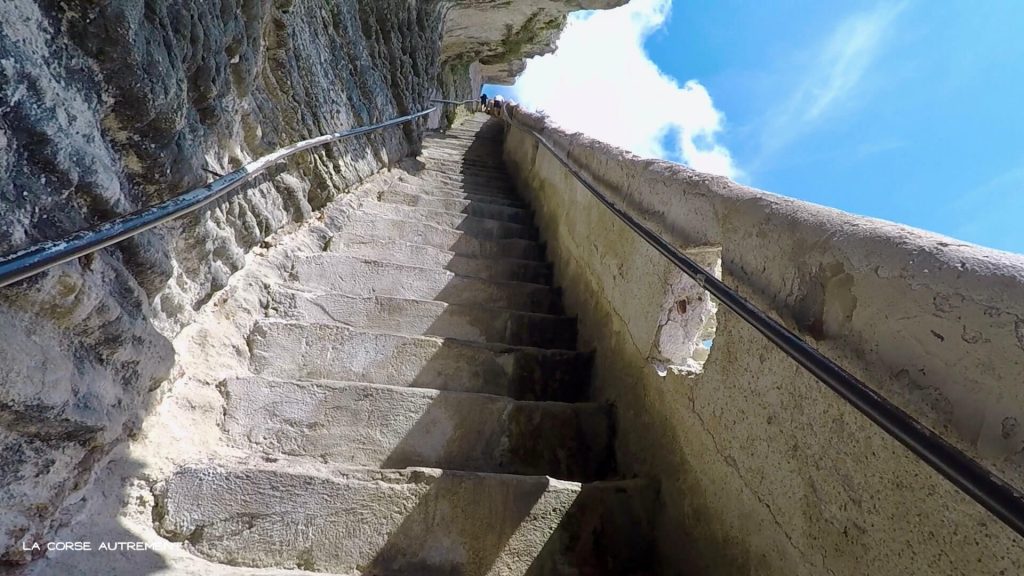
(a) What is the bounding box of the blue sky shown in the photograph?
[485,0,1024,254]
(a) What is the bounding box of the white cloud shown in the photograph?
[504,0,740,179]
[760,2,906,160]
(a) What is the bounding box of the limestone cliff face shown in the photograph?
[0,1,445,562]
[439,0,628,90]
[0,0,626,565]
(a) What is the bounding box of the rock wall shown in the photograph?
[431,1,628,130]
[0,0,625,566]
[0,0,444,562]
[439,0,629,87]
[502,107,1024,575]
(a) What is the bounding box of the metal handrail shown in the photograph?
[501,105,1024,539]
[0,108,437,288]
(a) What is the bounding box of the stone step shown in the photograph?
[445,135,502,143]
[420,142,502,155]
[420,150,505,165]
[221,377,613,481]
[390,181,529,209]
[419,147,504,161]
[429,128,481,134]
[158,463,654,575]
[290,254,559,313]
[397,175,516,200]
[440,130,498,139]
[428,132,499,143]
[360,198,520,231]
[421,144,485,155]
[416,169,517,191]
[329,229,544,263]
[399,175,518,201]
[376,188,533,224]
[421,166,512,182]
[329,217,547,261]
[421,155,505,169]
[269,291,578,349]
[404,162,513,180]
[432,123,485,130]
[349,204,538,241]
[248,320,590,401]
[324,237,552,284]
[419,155,509,174]
[359,198,529,229]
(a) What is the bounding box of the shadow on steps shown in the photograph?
[153,115,655,575]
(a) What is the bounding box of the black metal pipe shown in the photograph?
[505,107,1024,539]
[0,108,435,288]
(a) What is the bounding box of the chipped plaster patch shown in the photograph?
[648,249,721,376]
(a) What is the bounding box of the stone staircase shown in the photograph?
[155,115,654,575]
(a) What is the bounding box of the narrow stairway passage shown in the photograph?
[156,114,654,575]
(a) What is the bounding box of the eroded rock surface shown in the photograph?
[0,1,445,562]
[433,1,630,128]
[440,0,629,90]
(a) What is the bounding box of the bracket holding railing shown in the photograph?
[0,107,443,288]
[501,105,1024,539]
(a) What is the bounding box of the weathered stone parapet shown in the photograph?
[502,107,1024,575]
